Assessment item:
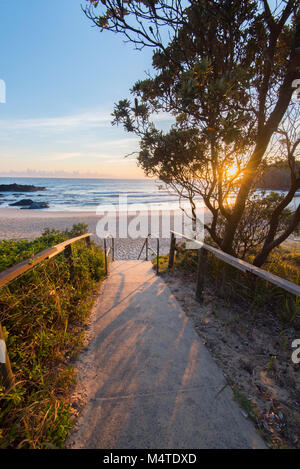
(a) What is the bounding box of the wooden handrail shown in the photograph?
[103,236,115,275]
[137,234,160,273]
[0,233,93,290]
[138,234,150,260]
[170,230,300,298]
[0,232,93,391]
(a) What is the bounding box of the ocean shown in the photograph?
[0,177,181,212]
[0,177,299,212]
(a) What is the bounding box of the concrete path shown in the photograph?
[68,261,265,449]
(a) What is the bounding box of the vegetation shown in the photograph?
[258,163,300,191]
[86,0,300,266]
[0,224,105,448]
[153,244,300,449]
[153,243,300,323]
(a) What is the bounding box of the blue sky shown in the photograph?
[0,0,170,178]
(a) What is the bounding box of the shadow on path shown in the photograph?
[67,261,265,449]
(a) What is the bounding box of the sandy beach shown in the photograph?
[0,208,104,240]
[0,207,198,259]
[1,207,298,260]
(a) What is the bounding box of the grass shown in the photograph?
[154,242,300,449]
[0,224,106,449]
[153,243,300,325]
[232,386,258,420]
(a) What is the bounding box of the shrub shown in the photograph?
[154,243,300,325]
[0,225,105,448]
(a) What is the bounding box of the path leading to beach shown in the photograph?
[67,260,265,449]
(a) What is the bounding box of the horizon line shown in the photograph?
[0,175,153,181]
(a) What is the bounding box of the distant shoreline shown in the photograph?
[0,176,150,181]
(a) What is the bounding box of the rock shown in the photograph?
[9,199,49,209]
[9,199,34,206]
[21,201,49,209]
[0,183,46,192]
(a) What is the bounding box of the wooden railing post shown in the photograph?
[85,236,91,248]
[112,238,115,262]
[195,247,207,302]
[156,239,160,275]
[146,238,149,261]
[138,238,146,260]
[0,323,14,391]
[64,245,75,279]
[104,238,108,276]
[168,232,176,269]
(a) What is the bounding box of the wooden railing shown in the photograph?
[138,234,160,274]
[0,232,93,391]
[0,233,93,289]
[103,235,115,275]
[169,230,300,301]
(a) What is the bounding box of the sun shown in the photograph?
[226,163,239,178]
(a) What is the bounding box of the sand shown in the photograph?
[0,207,195,260]
[0,208,104,240]
[1,207,298,260]
[162,268,300,448]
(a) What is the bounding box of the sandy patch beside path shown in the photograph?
[162,268,300,449]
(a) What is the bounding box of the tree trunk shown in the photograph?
[253,177,300,266]
[221,43,299,254]
[221,17,300,254]
[221,134,277,254]
[253,203,300,267]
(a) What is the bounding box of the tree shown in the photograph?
[85,0,300,266]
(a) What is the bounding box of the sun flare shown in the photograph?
[226,163,239,178]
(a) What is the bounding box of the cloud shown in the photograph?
[50,152,88,161]
[0,109,173,134]
[151,111,174,122]
[0,107,173,177]
[49,151,133,161]
[0,109,111,132]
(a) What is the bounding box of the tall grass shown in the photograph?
[0,225,105,448]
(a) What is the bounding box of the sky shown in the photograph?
[0,0,172,179]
